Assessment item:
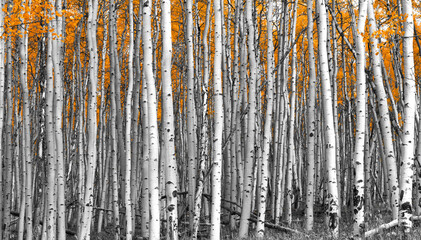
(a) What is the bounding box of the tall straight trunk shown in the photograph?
[367,0,399,219]
[143,0,160,238]
[51,0,66,237]
[125,1,135,239]
[19,1,33,238]
[316,0,339,236]
[353,0,367,237]
[305,0,317,231]
[256,0,274,236]
[46,12,57,240]
[399,0,416,231]
[185,0,197,229]
[161,0,178,238]
[80,0,99,238]
[0,3,4,238]
[286,1,298,226]
[238,0,258,237]
[211,0,223,238]
[141,75,150,238]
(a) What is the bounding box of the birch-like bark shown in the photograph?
[161,0,178,238]
[353,0,367,237]
[0,4,4,239]
[239,0,258,237]
[79,0,99,238]
[125,1,135,239]
[51,0,66,237]
[19,1,33,238]
[211,0,223,237]
[141,74,150,238]
[305,0,317,231]
[256,0,273,236]
[316,0,339,236]
[399,0,416,231]
[143,0,160,238]
[46,12,57,240]
[367,0,399,219]
[185,0,197,229]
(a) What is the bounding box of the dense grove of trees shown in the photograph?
[0,0,420,239]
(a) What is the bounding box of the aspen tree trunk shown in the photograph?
[125,1,135,239]
[399,0,416,231]
[256,0,273,236]
[367,0,399,219]
[80,0,99,238]
[0,4,4,238]
[19,1,33,238]
[192,1,210,238]
[286,1,298,226]
[211,0,223,238]
[305,0,317,231]
[239,0,258,237]
[353,0,367,237]
[161,0,179,237]
[51,0,66,237]
[46,13,57,240]
[141,80,150,239]
[185,0,197,229]
[143,0,160,238]
[316,0,339,236]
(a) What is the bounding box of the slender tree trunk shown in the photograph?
[353,0,367,237]
[316,0,339,236]
[80,0,99,238]
[143,0,160,238]
[399,0,416,232]
[305,0,317,231]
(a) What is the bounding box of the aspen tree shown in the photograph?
[305,0,317,231]
[211,0,223,237]
[192,1,210,238]
[125,0,135,239]
[161,0,179,237]
[18,1,33,238]
[80,0,99,238]
[46,9,57,240]
[0,4,4,238]
[239,0,258,237]
[256,0,274,236]
[286,1,298,226]
[186,0,197,228]
[399,0,416,231]
[143,0,160,238]
[353,0,367,237]
[367,0,399,219]
[51,0,66,237]
[316,0,340,236]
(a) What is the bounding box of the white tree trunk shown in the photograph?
[161,0,178,238]
[316,0,339,236]
[143,1,160,238]
[211,0,223,238]
[238,0,258,237]
[305,0,317,231]
[367,0,400,219]
[353,0,367,237]
[80,0,99,238]
[256,0,274,236]
[399,0,416,231]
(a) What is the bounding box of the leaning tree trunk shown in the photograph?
[367,0,400,219]
[399,0,416,232]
